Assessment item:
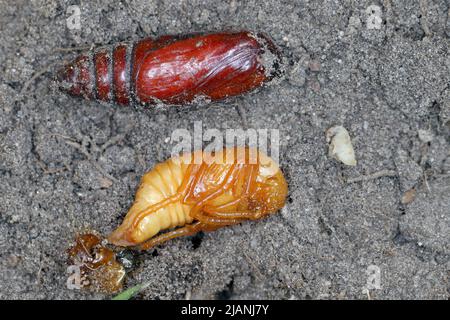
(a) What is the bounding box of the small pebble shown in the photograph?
[418,129,433,143]
[326,125,357,166]
[401,188,416,205]
[308,59,321,72]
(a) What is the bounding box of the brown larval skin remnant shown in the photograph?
[108,147,288,250]
[67,233,125,294]
[56,31,282,106]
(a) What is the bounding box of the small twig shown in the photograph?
[243,251,263,281]
[53,133,118,183]
[36,253,45,286]
[101,133,126,152]
[419,0,432,37]
[64,139,91,159]
[91,162,118,184]
[346,169,397,183]
[423,172,432,192]
[36,159,69,175]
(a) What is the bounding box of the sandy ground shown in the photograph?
[0,0,449,300]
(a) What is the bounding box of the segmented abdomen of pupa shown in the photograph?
[109,157,193,246]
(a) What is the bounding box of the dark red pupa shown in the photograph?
[56,31,282,106]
